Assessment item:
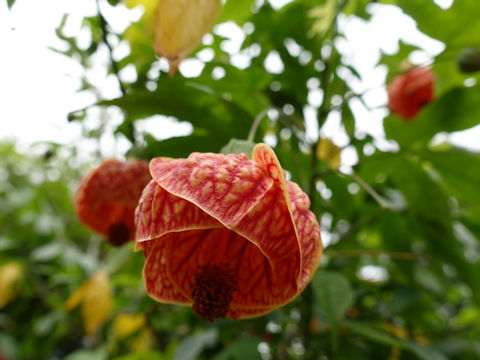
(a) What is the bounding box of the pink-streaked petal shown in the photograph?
[288,181,323,289]
[149,152,273,227]
[134,179,222,249]
[142,239,190,304]
[144,228,294,312]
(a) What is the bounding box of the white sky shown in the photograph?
[0,0,478,157]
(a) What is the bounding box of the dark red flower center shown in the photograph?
[191,263,237,322]
[107,222,130,246]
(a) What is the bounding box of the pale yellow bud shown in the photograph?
[154,0,222,74]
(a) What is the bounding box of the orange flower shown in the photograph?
[75,159,151,246]
[135,144,322,320]
[387,67,435,120]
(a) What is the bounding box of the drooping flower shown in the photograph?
[387,67,435,120]
[75,159,151,246]
[154,0,222,74]
[135,144,322,320]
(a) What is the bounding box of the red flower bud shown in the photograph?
[387,67,435,120]
[75,159,151,246]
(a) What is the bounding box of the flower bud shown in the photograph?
[154,0,222,74]
[387,67,435,121]
[457,47,480,74]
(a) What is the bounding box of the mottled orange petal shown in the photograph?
[149,152,273,227]
[142,239,190,304]
[287,181,323,289]
[135,178,222,248]
[75,159,151,241]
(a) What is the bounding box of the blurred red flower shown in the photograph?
[135,144,322,321]
[387,67,435,120]
[75,159,151,246]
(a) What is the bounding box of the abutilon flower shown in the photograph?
[75,159,151,246]
[154,0,222,74]
[387,67,435,120]
[135,144,322,320]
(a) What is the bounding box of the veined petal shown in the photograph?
[288,182,323,289]
[75,159,151,240]
[149,152,273,227]
[135,179,222,248]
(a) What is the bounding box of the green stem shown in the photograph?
[345,172,390,211]
[305,9,345,360]
[96,0,125,96]
[247,108,270,142]
[325,249,424,260]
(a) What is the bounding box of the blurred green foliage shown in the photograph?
[2,0,480,359]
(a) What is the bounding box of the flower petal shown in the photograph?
[142,238,190,304]
[135,178,223,248]
[75,159,151,239]
[149,152,275,225]
[287,181,323,289]
[141,228,280,316]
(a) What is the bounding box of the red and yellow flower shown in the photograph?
[135,144,322,320]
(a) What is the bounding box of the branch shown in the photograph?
[247,108,270,142]
[96,0,125,95]
[326,249,424,261]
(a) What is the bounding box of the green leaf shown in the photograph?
[379,41,421,80]
[198,63,271,117]
[113,352,164,360]
[7,0,15,9]
[421,146,480,223]
[174,329,218,360]
[436,339,480,358]
[308,0,337,38]
[0,334,18,360]
[64,347,109,360]
[30,243,64,262]
[312,272,354,324]
[395,0,480,50]
[33,311,64,337]
[344,321,448,360]
[99,78,253,140]
[387,156,450,222]
[218,0,255,25]
[220,139,256,158]
[212,336,261,360]
[342,102,355,138]
[144,133,227,158]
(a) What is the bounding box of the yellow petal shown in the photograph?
[131,328,155,351]
[0,262,23,309]
[82,271,113,335]
[65,271,113,335]
[65,280,89,310]
[154,0,222,74]
[113,313,146,339]
[316,138,341,170]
